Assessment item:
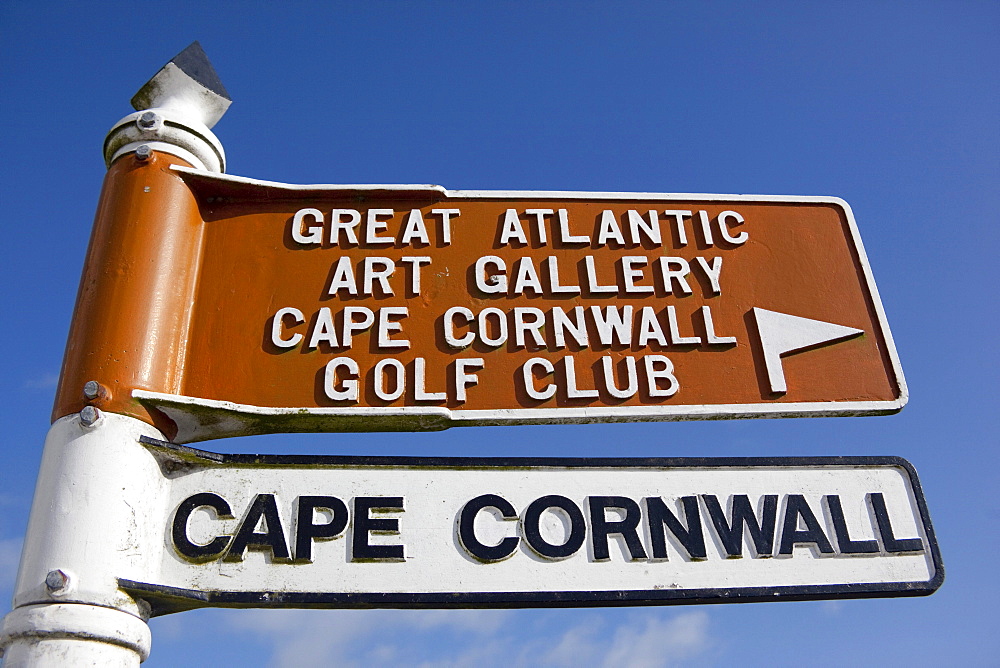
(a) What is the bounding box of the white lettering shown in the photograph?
[622,256,654,294]
[658,257,693,296]
[717,210,748,245]
[511,257,543,295]
[701,305,737,345]
[270,307,304,348]
[590,306,633,345]
[292,208,324,245]
[694,256,723,295]
[478,308,508,347]
[342,307,375,347]
[596,210,625,245]
[362,257,395,296]
[475,256,507,293]
[400,209,430,245]
[636,307,668,347]
[500,209,528,245]
[513,307,546,348]
[398,256,431,295]
[454,358,485,401]
[376,307,409,349]
[430,209,459,245]
[373,358,405,401]
[564,356,599,398]
[627,210,660,245]
[602,356,638,399]
[307,307,339,349]
[326,256,358,296]
[546,256,581,294]
[523,358,556,400]
[558,208,589,243]
[365,209,394,245]
[584,255,618,293]
[414,357,446,401]
[523,209,552,244]
[663,210,692,247]
[552,307,588,349]
[444,306,475,348]
[330,209,361,245]
[644,355,679,397]
[666,305,700,345]
[324,357,359,401]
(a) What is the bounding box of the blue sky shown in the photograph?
[1,2,998,666]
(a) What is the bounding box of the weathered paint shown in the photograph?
[52,153,205,439]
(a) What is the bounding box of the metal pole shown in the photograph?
[0,43,230,665]
[0,414,167,665]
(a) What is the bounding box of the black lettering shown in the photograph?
[869,492,923,553]
[825,495,878,554]
[588,496,647,561]
[703,494,777,558]
[458,494,520,562]
[352,496,405,561]
[522,495,586,560]
[778,495,834,555]
[645,496,706,560]
[294,496,349,562]
[224,494,291,562]
[172,492,233,562]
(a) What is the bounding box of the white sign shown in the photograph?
[122,437,941,613]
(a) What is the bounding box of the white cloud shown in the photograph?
[228,608,511,668]
[226,608,713,668]
[522,611,711,668]
[532,616,605,667]
[820,600,844,615]
[23,373,59,390]
[602,611,711,667]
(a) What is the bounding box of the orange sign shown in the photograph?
[54,153,905,442]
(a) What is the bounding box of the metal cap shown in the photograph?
[130,41,231,129]
[104,42,231,172]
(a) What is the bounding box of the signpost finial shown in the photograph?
[103,41,230,172]
[130,41,231,129]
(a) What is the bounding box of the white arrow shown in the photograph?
[751,308,864,394]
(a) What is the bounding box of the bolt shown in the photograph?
[83,380,102,400]
[79,405,101,427]
[135,144,152,161]
[486,275,502,285]
[137,111,160,130]
[45,569,69,593]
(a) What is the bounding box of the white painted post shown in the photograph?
[0,413,172,665]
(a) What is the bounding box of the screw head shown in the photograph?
[45,569,69,593]
[79,405,101,427]
[83,380,101,400]
[135,144,153,161]
[137,111,160,130]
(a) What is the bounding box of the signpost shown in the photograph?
[0,43,937,667]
